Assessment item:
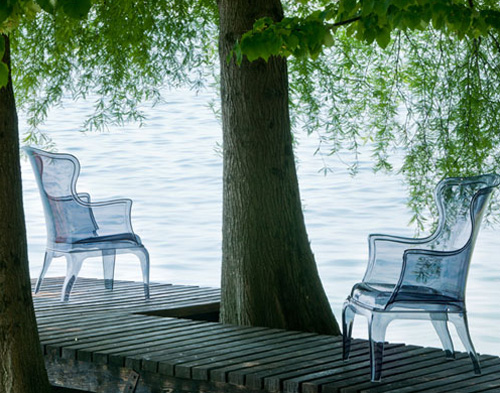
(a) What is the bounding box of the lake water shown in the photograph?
[19,88,500,356]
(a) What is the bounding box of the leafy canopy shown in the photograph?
[0,0,91,87]
[5,0,500,228]
[6,0,217,139]
[270,0,500,229]
[234,0,500,61]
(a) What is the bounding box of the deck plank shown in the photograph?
[33,277,500,393]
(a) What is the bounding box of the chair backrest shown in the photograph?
[364,174,500,294]
[427,175,500,252]
[24,147,98,245]
[405,174,500,301]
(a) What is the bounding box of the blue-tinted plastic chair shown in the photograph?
[342,174,500,381]
[24,147,150,301]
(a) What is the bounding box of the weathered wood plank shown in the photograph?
[58,318,202,361]
[159,330,314,378]
[222,337,344,388]
[33,278,500,393]
[132,325,276,373]
[224,337,344,388]
[350,354,495,393]
[261,343,412,393]
[424,361,500,392]
[183,333,328,382]
[136,327,293,374]
[369,356,500,393]
[35,288,221,316]
[103,323,272,368]
[300,347,452,393]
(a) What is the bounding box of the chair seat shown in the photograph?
[73,233,141,245]
[350,282,464,312]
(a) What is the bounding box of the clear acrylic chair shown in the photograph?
[342,174,500,381]
[24,147,150,301]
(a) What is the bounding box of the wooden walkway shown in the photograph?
[33,277,500,393]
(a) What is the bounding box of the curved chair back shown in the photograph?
[430,175,498,251]
[24,147,98,245]
[410,175,499,302]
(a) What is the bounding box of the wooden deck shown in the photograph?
[34,277,500,393]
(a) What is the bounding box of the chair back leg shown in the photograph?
[35,251,54,294]
[129,247,150,299]
[431,314,455,359]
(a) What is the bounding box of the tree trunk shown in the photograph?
[0,34,52,393]
[218,0,340,335]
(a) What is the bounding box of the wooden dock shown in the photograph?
[33,277,500,393]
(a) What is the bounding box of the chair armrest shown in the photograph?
[364,233,436,285]
[387,247,469,306]
[74,196,135,236]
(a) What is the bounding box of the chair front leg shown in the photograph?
[368,313,391,382]
[102,249,116,290]
[62,253,86,301]
[449,313,481,374]
[342,302,356,361]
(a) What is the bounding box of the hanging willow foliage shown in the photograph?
[5,0,500,227]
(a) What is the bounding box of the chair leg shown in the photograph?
[102,249,116,290]
[342,303,356,361]
[130,247,150,299]
[449,313,481,374]
[431,315,455,359]
[368,313,390,382]
[61,253,85,302]
[34,251,54,294]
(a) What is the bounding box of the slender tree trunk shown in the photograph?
[0,34,52,393]
[218,0,340,335]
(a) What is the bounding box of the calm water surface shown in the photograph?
[20,88,500,356]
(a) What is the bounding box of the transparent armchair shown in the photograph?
[24,147,150,301]
[342,174,500,381]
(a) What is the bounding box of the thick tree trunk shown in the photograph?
[218,0,340,335]
[0,34,52,393]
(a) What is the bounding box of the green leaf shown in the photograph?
[432,12,446,30]
[59,0,91,19]
[253,17,273,31]
[0,61,8,88]
[339,0,358,17]
[323,31,334,47]
[362,0,375,16]
[363,27,376,45]
[240,34,266,62]
[36,0,56,14]
[283,33,300,51]
[234,43,242,65]
[375,28,391,48]
[0,34,5,56]
[0,2,14,25]
[373,0,390,16]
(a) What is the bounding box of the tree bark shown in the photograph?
[0,34,52,393]
[218,0,341,335]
